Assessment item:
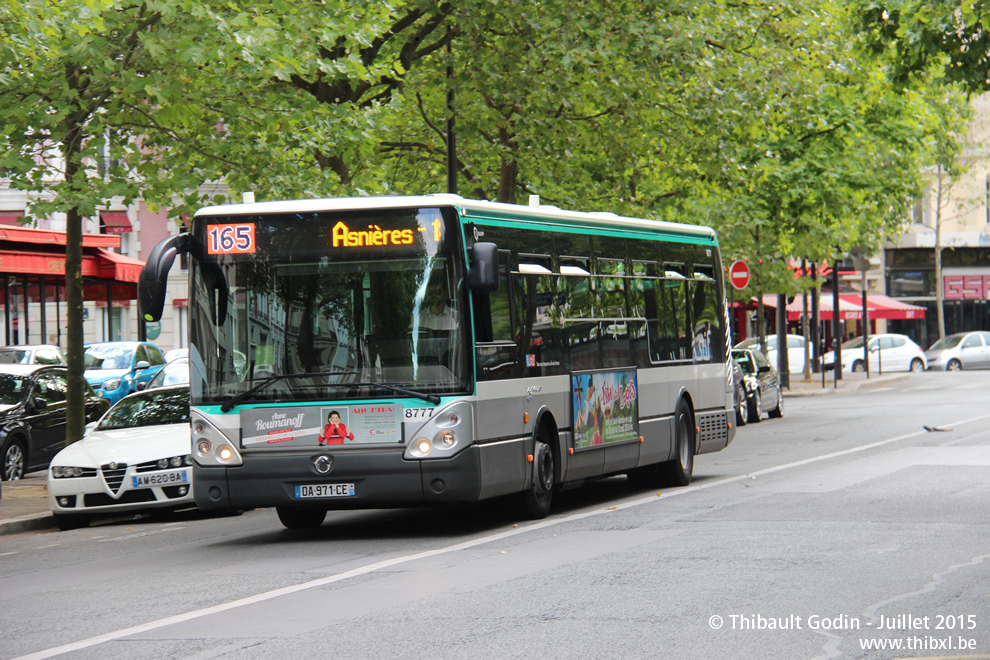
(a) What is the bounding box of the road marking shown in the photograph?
[16,411,990,660]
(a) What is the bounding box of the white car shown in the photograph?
[48,385,193,530]
[925,331,990,371]
[734,335,808,373]
[822,334,927,373]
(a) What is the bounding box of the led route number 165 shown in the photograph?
[207,223,256,255]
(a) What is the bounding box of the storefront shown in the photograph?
[0,225,144,346]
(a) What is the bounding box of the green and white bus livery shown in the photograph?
[139,195,735,529]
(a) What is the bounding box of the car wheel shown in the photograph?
[736,390,748,427]
[513,430,554,519]
[852,360,865,373]
[53,513,91,531]
[659,399,694,487]
[747,390,762,424]
[947,359,962,371]
[768,387,784,418]
[276,506,327,530]
[2,438,26,481]
[910,358,924,373]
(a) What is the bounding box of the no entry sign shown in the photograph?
[728,260,750,290]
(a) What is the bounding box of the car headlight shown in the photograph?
[155,455,191,469]
[192,413,242,467]
[102,378,122,391]
[52,466,93,478]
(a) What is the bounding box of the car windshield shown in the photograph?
[841,337,865,350]
[0,374,25,404]
[97,388,190,430]
[149,359,189,388]
[84,345,133,370]
[929,335,963,350]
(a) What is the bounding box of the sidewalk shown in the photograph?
[0,473,54,535]
[0,370,908,535]
[783,370,909,397]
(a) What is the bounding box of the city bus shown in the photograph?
[139,195,736,529]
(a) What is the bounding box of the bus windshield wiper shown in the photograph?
[220,371,351,413]
[220,372,439,412]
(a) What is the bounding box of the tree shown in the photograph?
[0,0,453,443]
[856,0,990,95]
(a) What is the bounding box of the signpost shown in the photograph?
[728,260,750,290]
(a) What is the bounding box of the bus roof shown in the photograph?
[195,194,718,243]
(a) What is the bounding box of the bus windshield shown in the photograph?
[187,206,470,406]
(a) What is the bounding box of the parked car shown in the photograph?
[735,334,808,374]
[0,364,109,481]
[731,347,783,423]
[0,344,67,366]
[83,341,166,405]
[144,356,189,389]
[163,348,188,363]
[48,384,193,530]
[731,360,747,427]
[925,331,990,371]
[822,334,926,373]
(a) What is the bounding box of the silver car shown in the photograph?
[925,331,990,371]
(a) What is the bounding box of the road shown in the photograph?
[2,370,989,659]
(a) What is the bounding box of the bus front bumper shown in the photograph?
[194,446,485,511]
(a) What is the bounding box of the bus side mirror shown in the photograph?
[468,242,499,295]
[140,234,187,322]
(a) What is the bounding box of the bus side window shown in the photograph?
[472,250,512,344]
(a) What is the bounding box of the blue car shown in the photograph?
[83,341,166,405]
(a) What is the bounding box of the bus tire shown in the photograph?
[660,400,695,487]
[513,432,554,520]
[276,506,327,530]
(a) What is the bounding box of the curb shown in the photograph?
[0,512,54,535]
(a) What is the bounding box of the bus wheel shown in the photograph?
[514,433,554,520]
[276,506,327,530]
[660,400,694,487]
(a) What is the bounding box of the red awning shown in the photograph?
[100,211,132,234]
[838,294,925,320]
[0,225,120,249]
[787,293,925,321]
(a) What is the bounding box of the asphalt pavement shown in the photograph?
[0,370,907,536]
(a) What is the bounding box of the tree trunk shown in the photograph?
[935,164,945,340]
[63,131,86,445]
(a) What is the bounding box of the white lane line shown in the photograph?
[17,412,990,660]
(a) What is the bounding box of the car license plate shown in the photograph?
[295,483,356,499]
[132,469,189,488]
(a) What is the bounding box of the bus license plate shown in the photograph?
[132,470,189,489]
[295,484,356,499]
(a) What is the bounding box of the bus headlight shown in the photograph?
[403,402,472,460]
[192,413,242,467]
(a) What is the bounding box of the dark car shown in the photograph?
[0,364,110,481]
[731,360,748,427]
[731,347,783,423]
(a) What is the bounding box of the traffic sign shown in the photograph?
[728,260,750,290]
